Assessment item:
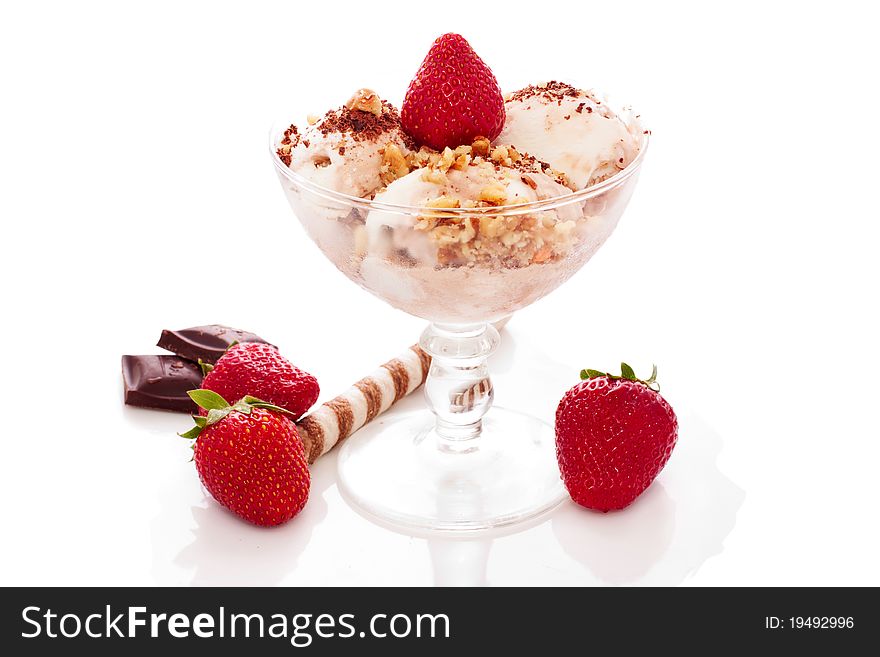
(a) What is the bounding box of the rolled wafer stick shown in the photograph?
[295,344,432,463]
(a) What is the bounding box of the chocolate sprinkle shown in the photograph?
[507,81,581,104]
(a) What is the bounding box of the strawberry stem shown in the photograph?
[178,391,295,441]
[580,363,661,391]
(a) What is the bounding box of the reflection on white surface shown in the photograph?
[424,327,745,586]
[552,486,674,584]
[428,539,492,586]
[416,414,743,587]
[146,324,743,586]
[150,459,333,586]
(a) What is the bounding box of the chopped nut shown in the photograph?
[479,181,507,205]
[420,168,448,185]
[312,154,331,168]
[426,195,461,209]
[451,145,472,170]
[346,88,383,116]
[554,220,576,237]
[507,146,522,163]
[437,247,460,266]
[521,175,537,190]
[530,245,553,263]
[433,225,462,245]
[307,114,320,126]
[501,230,521,247]
[459,218,477,242]
[452,152,470,170]
[490,146,509,163]
[438,147,456,172]
[479,215,508,238]
[415,216,438,231]
[471,136,491,158]
[380,143,410,184]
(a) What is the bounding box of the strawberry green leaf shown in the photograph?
[240,395,296,416]
[205,407,233,426]
[188,389,229,411]
[581,369,606,380]
[193,415,207,428]
[232,402,253,415]
[579,363,661,390]
[178,426,202,440]
[198,359,214,376]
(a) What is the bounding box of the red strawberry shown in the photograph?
[555,364,678,512]
[401,33,505,150]
[201,342,318,420]
[181,390,310,526]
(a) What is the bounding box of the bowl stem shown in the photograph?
[419,322,500,444]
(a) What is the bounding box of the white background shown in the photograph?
[1,1,878,586]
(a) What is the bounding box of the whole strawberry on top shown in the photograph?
[180,390,310,526]
[201,342,319,420]
[555,364,678,512]
[401,33,505,151]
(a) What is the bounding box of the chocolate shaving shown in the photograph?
[276,125,300,166]
[317,101,413,148]
[506,81,581,104]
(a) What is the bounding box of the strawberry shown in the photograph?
[555,364,678,512]
[200,342,318,420]
[401,33,505,150]
[181,390,310,526]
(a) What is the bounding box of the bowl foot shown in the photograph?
[337,407,566,533]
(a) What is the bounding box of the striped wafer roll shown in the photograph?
[295,344,432,463]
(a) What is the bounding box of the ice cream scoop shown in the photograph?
[496,82,641,189]
[365,159,581,268]
[276,89,413,199]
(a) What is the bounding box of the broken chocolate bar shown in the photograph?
[122,355,203,413]
[157,325,273,364]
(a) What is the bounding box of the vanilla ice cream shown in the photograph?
[497,82,641,189]
[366,157,580,268]
[276,89,414,199]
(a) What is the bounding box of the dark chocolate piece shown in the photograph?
[122,355,203,413]
[156,325,273,364]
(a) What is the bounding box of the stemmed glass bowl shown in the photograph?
[271,125,648,532]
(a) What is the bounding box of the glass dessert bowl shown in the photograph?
[270,124,648,531]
